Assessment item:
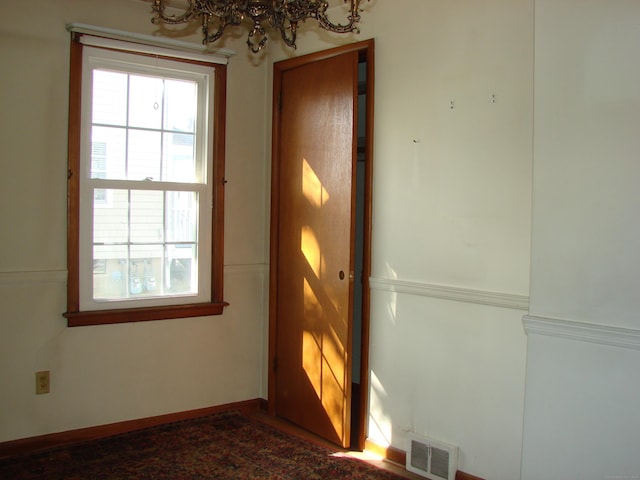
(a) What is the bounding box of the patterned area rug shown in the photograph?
[0,412,406,479]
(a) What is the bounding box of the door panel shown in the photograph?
[274,50,358,447]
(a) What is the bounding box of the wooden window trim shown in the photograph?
[64,36,228,327]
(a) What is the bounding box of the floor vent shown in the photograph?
[406,434,458,480]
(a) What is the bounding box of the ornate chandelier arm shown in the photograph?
[247,23,269,53]
[152,0,199,25]
[279,21,298,49]
[202,13,233,44]
[315,0,367,34]
[152,0,238,46]
[150,0,370,52]
[269,9,298,50]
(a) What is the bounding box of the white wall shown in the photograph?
[369,292,528,479]
[521,1,640,478]
[9,2,636,479]
[0,0,269,442]
[366,2,532,478]
[529,0,640,327]
[521,324,640,480]
[267,1,533,478]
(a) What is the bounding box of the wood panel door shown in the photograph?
[269,43,372,449]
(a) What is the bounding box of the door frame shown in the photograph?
[268,39,374,451]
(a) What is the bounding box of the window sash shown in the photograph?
[79,183,211,311]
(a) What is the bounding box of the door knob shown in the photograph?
[338,270,355,281]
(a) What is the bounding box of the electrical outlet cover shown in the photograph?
[36,371,50,395]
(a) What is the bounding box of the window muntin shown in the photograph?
[78,47,213,312]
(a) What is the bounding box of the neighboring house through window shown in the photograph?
[65,30,228,326]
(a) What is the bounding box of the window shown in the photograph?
[65,35,227,326]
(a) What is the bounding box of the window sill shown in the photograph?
[64,301,228,327]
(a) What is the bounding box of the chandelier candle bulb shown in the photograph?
[151,0,370,53]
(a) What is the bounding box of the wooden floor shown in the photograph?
[249,411,425,480]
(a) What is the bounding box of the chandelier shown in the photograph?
[152,0,369,53]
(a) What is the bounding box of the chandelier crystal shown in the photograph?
[152,0,369,53]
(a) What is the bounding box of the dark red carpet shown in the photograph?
[0,412,406,479]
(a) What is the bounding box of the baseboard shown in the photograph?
[364,437,486,480]
[0,398,264,459]
[456,471,486,480]
[364,437,407,466]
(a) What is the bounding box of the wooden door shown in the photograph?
[270,48,359,448]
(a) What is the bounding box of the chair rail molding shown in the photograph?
[369,276,529,311]
[523,315,640,350]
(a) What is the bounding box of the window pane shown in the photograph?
[130,246,163,296]
[93,189,129,244]
[93,245,128,300]
[164,79,197,133]
[166,191,198,242]
[163,132,196,182]
[129,75,163,129]
[91,126,126,180]
[130,190,164,244]
[128,129,161,181]
[93,70,127,126]
[92,189,199,301]
[167,245,196,294]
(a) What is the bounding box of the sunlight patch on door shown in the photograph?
[302,278,348,440]
[302,329,347,439]
[322,366,345,438]
[302,277,323,401]
[302,329,323,399]
[302,157,330,208]
[303,276,323,322]
[301,225,322,279]
[323,320,346,387]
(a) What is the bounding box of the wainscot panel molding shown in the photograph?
[523,315,640,350]
[369,276,529,311]
[0,269,67,285]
